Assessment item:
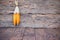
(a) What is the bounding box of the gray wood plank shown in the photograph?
[0,28,25,40]
[0,28,60,40]
[0,14,60,28]
[0,0,60,14]
[35,29,46,40]
[35,29,60,40]
[23,28,35,40]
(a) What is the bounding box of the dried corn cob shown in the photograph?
[13,0,20,26]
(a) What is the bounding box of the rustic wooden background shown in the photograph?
[0,28,60,40]
[0,0,60,40]
[0,0,60,28]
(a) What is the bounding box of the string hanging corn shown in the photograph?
[13,0,20,26]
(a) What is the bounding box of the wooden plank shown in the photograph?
[45,29,60,40]
[0,0,60,14]
[0,14,60,28]
[35,29,46,40]
[0,27,25,40]
[23,28,35,40]
[35,29,60,40]
[0,28,60,40]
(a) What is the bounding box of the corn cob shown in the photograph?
[13,0,20,26]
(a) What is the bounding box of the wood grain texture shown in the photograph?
[23,28,35,40]
[0,0,60,14]
[0,14,60,28]
[0,0,60,28]
[35,29,60,40]
[0,28,25,40]
[0,28,60,40]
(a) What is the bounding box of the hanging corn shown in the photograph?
[13,0,21,26]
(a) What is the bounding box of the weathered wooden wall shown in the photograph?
[0,0,60,28]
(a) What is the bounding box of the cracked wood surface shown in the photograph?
[0,28,60,40]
